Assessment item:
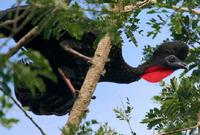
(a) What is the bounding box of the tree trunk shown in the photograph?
[61,33,111,135]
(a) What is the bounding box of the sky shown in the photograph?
[0,1,184,135]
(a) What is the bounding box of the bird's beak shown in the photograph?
[175,62,188,70]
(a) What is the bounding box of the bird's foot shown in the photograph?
[87,58,93,66]
[74,89,79,98]
[101,69,106,76]
[107,58,110,62]
[91,95,96,100]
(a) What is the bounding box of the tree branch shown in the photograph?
[122,0,153,13]
[0,87,46,135]
[3,26,40,58]
[155,113,200,135]
[61,33,111,135]
[114,0,200,15]
[154,124,199,135]
[0,6,30,29]
[171,5,200,15]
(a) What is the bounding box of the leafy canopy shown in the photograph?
[0,0,200,135]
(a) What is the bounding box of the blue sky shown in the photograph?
[0,1,183,135]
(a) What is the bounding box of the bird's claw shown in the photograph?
[101,69,106,76]
[91,95,96,100]
[73,89,79,98]
[87,59,93,66]
[73,90,96,100]
[107,58,110,62]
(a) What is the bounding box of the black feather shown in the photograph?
[0,6,189,116]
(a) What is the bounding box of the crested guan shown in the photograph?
[0,6,189,116]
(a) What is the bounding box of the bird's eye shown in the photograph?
[168,56,176,62]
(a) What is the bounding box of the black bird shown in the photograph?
[0,6,189,116]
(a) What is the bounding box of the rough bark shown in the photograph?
[61,33,111,134]
[197,112,200,135]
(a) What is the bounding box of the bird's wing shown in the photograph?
[0,6,89,115]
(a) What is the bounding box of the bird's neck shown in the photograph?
[117,62,144,83]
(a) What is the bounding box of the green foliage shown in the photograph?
[181,46,200,77]
[0,47,56,128]
[171,14,200,44]
[77,119,98,135]
[0,54,18,128]
[141,10,200,132]
[78,120,120,135]
[113,98,135,135]
[23,0,144,46]
[95,123,119,135]
[0,93,19,128]
[0,83,19,128]
[13,50,56,95]
[113,98,133,121]
[142,76,200,133]
[75,98,134,135]
[141,36,200,134]
[62,117,120,135]
[142,45,156,62]
[62,98,134,135]
[146,15,166,39]
[86,0,116,3]
[0,0,200,134]
[61,123,79,135]
[123,10,140,46]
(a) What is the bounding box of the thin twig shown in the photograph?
[111,0,200,15]
[119,97,135,135]
[151,0,200,15]
[171,5,200,15]
[0,20,15,28]
[60,41,92,63]
[0,6,30,29]
[155,124,200,135]
[0,87,46,135]
[180,22,200,45]
[122,0,152,13]
[13,2,20,33]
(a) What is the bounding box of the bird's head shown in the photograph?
[139,41,189,83]
[163,54,187,70]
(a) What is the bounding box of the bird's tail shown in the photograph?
[14,60,75,116]
[15,86,75,116]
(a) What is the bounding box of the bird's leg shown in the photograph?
[58,68,95,100]
[60,40,93,64]
[58,68,78,97]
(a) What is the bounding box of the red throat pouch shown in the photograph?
[140,66,174,83]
